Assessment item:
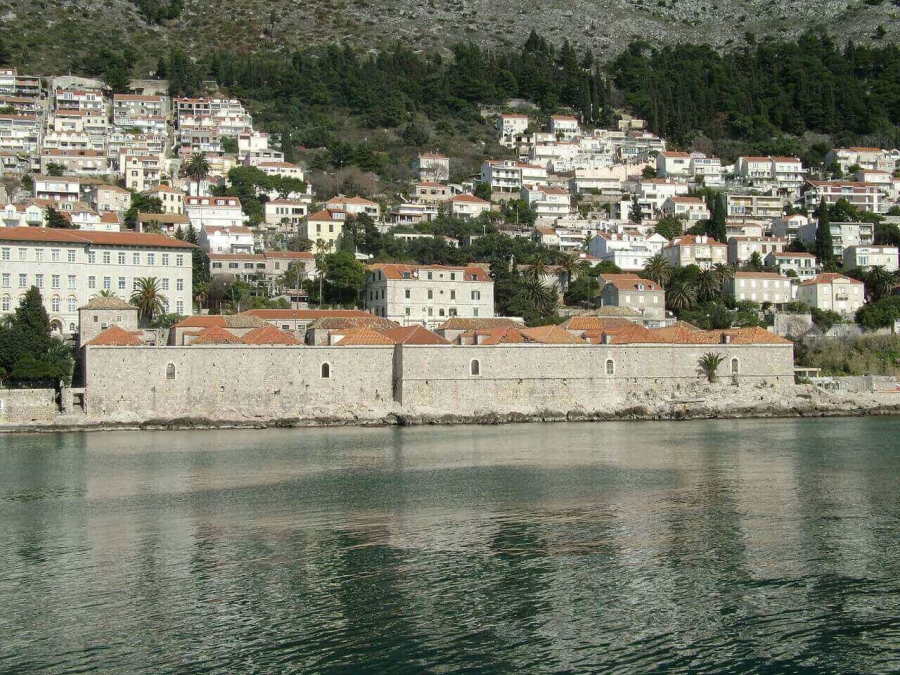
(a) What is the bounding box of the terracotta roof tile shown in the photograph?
[241,309,371,320]
[436,317,523,331]
[85,325,143,346]
[519,325,586,344]
[191,325,245,344]
[334,327,397,345]
[0,228,196,249]
[380,325,450,345]
[240,325,302,345]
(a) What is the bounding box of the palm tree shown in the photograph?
[696,268,721,303]
[582,232,594,250]
[558,253,581,290]
[92,289,117,299]
[643,254,673,287]
[130,277,168,326]
[666,280,697,312]
[864,265,896,302]
[698,352,725,383]
[193,281,209,312]
[523,253,550,282]
[183,152,210,196]
[713,262,734,287]
[520,277,557,316]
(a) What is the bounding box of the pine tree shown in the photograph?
[815,198,835,269]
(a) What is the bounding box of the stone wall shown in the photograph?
[0,388,59,424]
[396,343,795,414]
[83,345,397,422]
[82,342,795,424]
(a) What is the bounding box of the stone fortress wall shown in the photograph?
[81,342,795,424]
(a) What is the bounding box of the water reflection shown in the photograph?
[0,419,899,673]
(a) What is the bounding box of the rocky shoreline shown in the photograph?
[2,386,899,434]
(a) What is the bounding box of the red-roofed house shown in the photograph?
[660,196,710,222]
[365,263,494,327]
[411,153,450,182]
[548,115,580,139]
[446,194,490,220]
[796,273,865,316]
[725,272,793,305]
[597,274,666,320]
[305,208,346,249]
[662,234,728,270]
[655,151,691,177]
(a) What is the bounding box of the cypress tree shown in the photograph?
[281,127,295,163]
[815,198,835,269]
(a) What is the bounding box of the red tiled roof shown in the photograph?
[519,325,586,344]
[0,228,196,248]
[559,316,636,332]
[240,325,302,345]
[799,273,864,286]
[191,325,244,344]
[85,325,143,346]
[380,325,450,345]
[334,327,396,345]
[241,309,371,320]
[367,263,491,282]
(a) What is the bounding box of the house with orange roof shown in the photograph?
[239,308,374,340]
[660,196,710,222]
[380,324,450,345]
[661,234,727,270]
[77,296,139,346]
[142,184,185,215]
[446,194,491,220]
[240,325,302,346]
[655,150,691,178]
[801,180,887,215]
[597,274,666,321]
[305,208,346,250]
[365,263,494,328]
[84,324,144,347]
[333,327,397,346]
[324,195,379,219]
[796,273,865,316]
[186,195,248,232]
[168,314,269,345]
[548,114,580,140]
[521,184,571,220]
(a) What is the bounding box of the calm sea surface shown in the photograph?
[1,419,899,674]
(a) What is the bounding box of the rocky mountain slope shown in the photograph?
[1,0,898,73]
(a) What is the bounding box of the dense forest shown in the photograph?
[149,30,900,166]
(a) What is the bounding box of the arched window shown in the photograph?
[439,308,445,317]
[67,296,77,313]
[606,359,615,375]
[321,362,331,379]
[51,296,60,312]
[68,323,75,333]
[470,359,480,376]
[731,358,740,375]
[166,363,176,380]
[1,295,9,312]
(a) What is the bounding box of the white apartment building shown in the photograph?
[726,193,784,218]
[55,89,106,114]
[0,203,46,227]
[725,222,765,239]
[588,231,668,271]
[0,228,194,334]
[33,176,81,203]
[660,196,710,222]
[0,114,41,156]
[40,149,109,176]
[199,225,255,254]
[635,179,689,217]
[365,263,494,327]
[825,147,898,173]
[447,194,491,220]
[324,196,379,219]
[736,156,806,191]
[568,167,624,195]
[796,273,865,316]
[726,272,793,305]
[690,155,725,185]
[185,195,248,229]
[236,131,271,157]
[662,234,728,270]
[411,153,451,182]
[264,199,308,230]
[497,115,529,145]
[480,160,547,193]
[209,251,315,291]
[797,220,874,258]
[389,202,438,226]
[548,115,580,140]
[770,214,810,241]
[843,245,899,272]
[522,184,571,220]
[256,161,304,181]
[0,69,41,98]
[765,252,818,280]
[802,180,886,214]
[655,151,691,177]
[726,236,787,265]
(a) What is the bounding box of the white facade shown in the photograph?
[726,272,792,305]
[199,225,255,255]
[796,220,874,258]
[0,229,194,334]
[765,252,818,280]
[660,196,710,222]
[843,245,899,272]
[796,274,865,316]
[655,151,690,177]
[588,231,667,271]
[185,196,248,229]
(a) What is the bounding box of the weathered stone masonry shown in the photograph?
[81,342,795,423]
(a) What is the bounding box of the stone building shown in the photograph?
[77,296,138,346]
[796,273,865,316]
[596,274,666,321]
[726,272,793,305]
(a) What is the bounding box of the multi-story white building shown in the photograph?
[521,184,570,220]
[185,195,248,229]
[324,195,379,220]
[660,196,710,222]
[726,272,792,305]
[497,115,529,146]
[199,225,255,255]
[55,89,106,114]
[736,156,806,191]
[0,228,194,334]
[568,167,623,195]
[726,193,784,218]
[770,214,810,241]
[802,180,886,214]
[825,147,899,173]
[40,148,109,176]
[796,220,874,258]
[548,115,580,140]
[635,178,689,217]
[598,273,666,320]
[0,113,41,156]
[33,175,81,203]
[0,202,46,228]
[256,161,305,182]
[365,263,494,327]
[726,236,787,265]
[662,234,728,270]
[209,250,315,292]
[480,160,547,193]
[797,273,865,316]
[0,68,41,98]
[765,251,818,280]
[447,194,491,220]
[689,154,725,185]
[843,245,899,272]
[655,151,691,177]
[264,199,308,230]
[411,153,451,182]
[143,184,184,215]
[588,231,667,271]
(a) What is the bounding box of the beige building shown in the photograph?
[89,184,131,213]
[447,194,491,220]
[209,251,315,293]
[264,199,308,230]
[0,228,195,335]
[726,272,792,305]
[77,296,139,346]
[660,196,710,222]
[842,245,899,272]
[413,182,452,204]
[796,273,865,316]
[365,263,494,327]
[40,149,110,176]
[764,252,818,280]
[143,184,185,215]
[726,193,784,218]
[727,236,787,265]
[662,234,728,270]
[597,274,666,320]
[306,208,345,250]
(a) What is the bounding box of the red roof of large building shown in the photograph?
[380,325,450,345]
[240,325,302,345]
[0,228,196,248]
[85,325,143,346]
[192,325,245,344]
[240,309,371,320]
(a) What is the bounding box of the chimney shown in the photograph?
[721,333,731,344]
[602,333,613,345]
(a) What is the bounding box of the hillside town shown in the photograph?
[1,66,900,414]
